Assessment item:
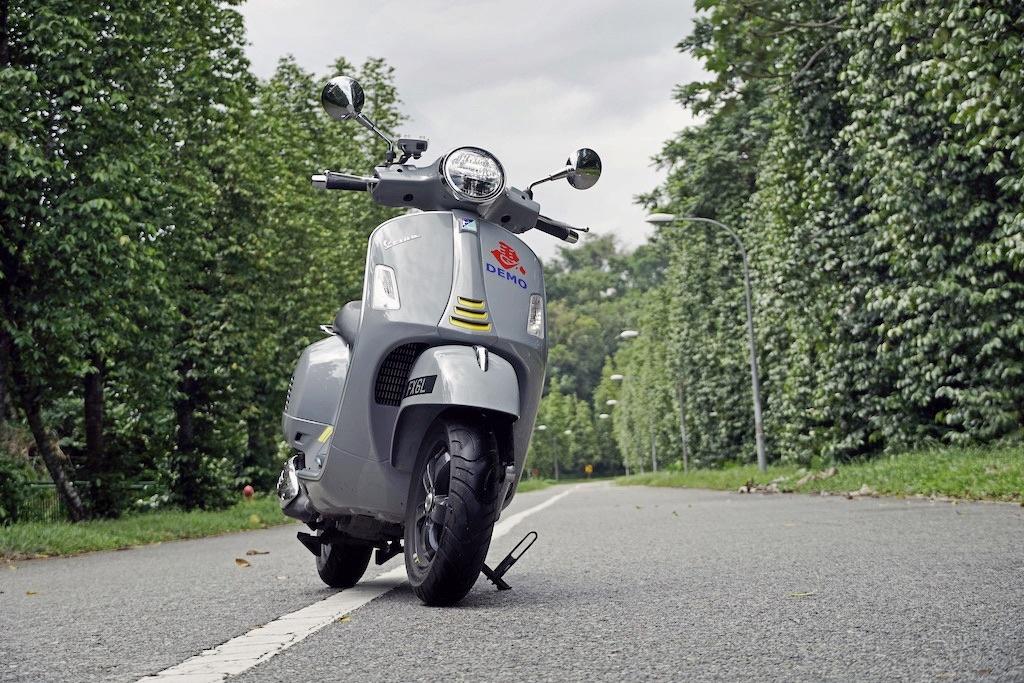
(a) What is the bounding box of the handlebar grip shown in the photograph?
[534,215,581,244]
[311,171,372,192]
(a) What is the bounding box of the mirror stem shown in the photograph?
[526,166,574,198]
[355,113,397,164]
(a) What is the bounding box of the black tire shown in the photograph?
[316,539,372,588]
[404,416,499,606]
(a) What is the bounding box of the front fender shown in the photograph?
[389,345,519,474]
[401,345,519,418]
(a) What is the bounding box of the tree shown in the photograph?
[0,0,205,519]
[0,2,408,516]
[639,0,1024,466]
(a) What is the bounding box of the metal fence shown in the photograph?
[23,482,68,523]
[19,481,159,523]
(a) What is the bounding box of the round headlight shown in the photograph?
[443,147,505,201]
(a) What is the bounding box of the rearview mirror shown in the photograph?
[321,76,364,121]
[566,148,601,190]
[526,147,603,198]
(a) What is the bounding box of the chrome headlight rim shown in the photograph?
[442,146,506,203]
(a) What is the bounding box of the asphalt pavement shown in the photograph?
[2,483,1022,682]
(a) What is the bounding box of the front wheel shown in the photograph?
[404,417,499,606]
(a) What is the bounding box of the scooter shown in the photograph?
[276,75,600,606]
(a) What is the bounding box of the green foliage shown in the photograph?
[525,236,662,478]
[0,454,32,524]
[0,3,404,513]
[621,0,1024,468]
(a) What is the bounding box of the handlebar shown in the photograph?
[312,171,581,243]
[311,171,376,192]
[534,215,580,244]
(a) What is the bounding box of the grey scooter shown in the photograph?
[277,76,600,606]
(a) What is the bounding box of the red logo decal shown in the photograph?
[491,241,526,275]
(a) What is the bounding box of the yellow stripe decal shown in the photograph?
[456,297,486,310]
[449,317,492,331]
[454,307,488,320]
[317,426,334,443]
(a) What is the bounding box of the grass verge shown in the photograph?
[0,495,291,561]
[516,478,555,493]
[617,445,1024,502]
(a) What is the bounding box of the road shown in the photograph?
[2,483,1022,682]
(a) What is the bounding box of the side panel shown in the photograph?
[281,335,350,437]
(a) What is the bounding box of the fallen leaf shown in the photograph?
[25,591,38,596]
[275,575,289,580]
[789,591,817,598]
[337,614,352,623]
[672,510,679,517]
[634,505,642,510]
[245,549,270,556]
[795,466,838,487]
[234,558,251,568]
[847,484,878,499]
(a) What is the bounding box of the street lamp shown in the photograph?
[610,374,624,381]
[619,330,639,340]
[534,425,548,480]
[598,413,610,419]
[646,212,767,472]
[557,429,573,482]
[605,399,618,406]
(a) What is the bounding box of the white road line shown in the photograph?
[138,485,579,682]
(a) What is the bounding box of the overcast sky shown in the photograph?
[239,0,704,259]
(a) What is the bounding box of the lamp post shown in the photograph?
[649,420,658,473]
[560,429,573,481]
[676,383,690,474]
[646,212,767,472]
[535,424,548,480]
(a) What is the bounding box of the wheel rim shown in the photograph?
[412,445,451,569]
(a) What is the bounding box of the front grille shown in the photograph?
[374,343,428,406]
[284,375,295,412]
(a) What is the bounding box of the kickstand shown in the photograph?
[481,531,538,591]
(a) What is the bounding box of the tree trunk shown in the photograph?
[83,355,115,515]
[1,329,87,521]
[84,357,104,467]
[0,336,8,430]
[0,0,9,68]
[174,358,200,508]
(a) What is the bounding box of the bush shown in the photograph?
[0,454,33,525]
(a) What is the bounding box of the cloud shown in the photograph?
[238,0,706,258]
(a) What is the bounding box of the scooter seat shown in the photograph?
[334,300,362,346]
